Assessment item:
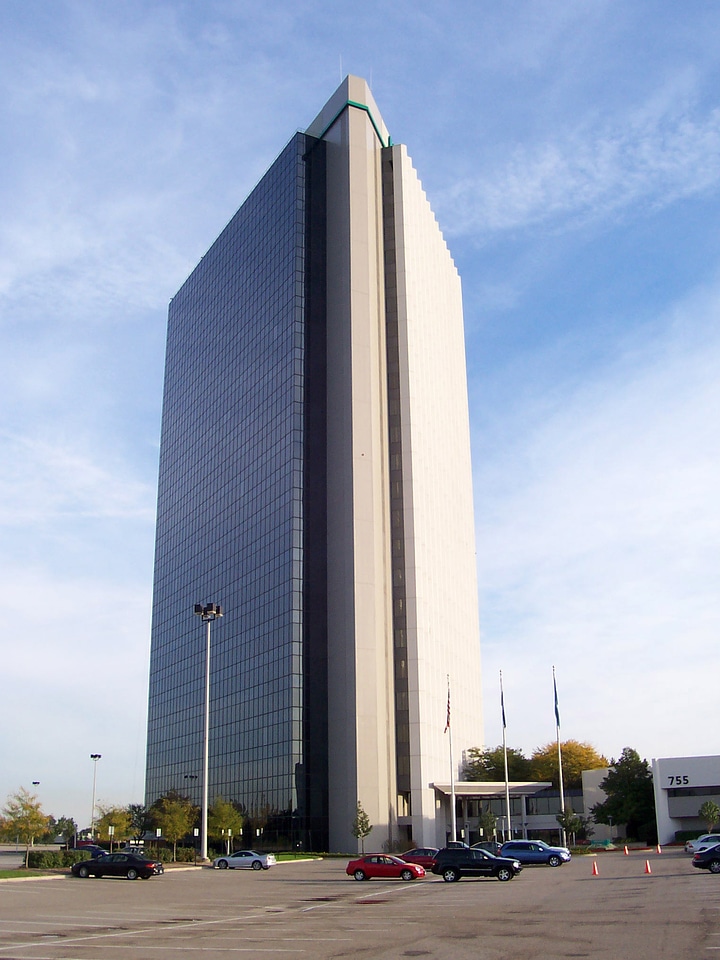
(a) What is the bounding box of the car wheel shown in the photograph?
[548,856,561,867]
[353,869,366,881]
[400,868,414,881]
[442,867,460,883]
[252,860,263,871]
[77,865,90,879]
[709,860,720,874]
[497,867,512,882]
[217,860,229,869]
[126,868,138,880]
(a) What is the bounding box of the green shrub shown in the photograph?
[27,849,99,869]
[27,851,60,868]
[145,846,173,862]
[175,847,196,862]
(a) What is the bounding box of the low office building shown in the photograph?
[431,781,586,845]
[653,755,720,844]
[432,768,617,846]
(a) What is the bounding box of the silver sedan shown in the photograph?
[212,850,277,870]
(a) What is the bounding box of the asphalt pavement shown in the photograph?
[0,848,715,959]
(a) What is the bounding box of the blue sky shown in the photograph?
[1,0,719,826]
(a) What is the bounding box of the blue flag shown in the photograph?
[500,673,507,729]
[553,671,561,729]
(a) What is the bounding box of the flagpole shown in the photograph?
[553,665,566,846]
[500,670,512,841]
[445,675,456,843]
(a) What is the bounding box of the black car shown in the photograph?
[692,843,720,873]
[71,852,164,880]
[431,846,523,882]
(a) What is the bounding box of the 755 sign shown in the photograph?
[667,775,690,785]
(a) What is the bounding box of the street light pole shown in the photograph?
[194,602,223,861]
[89,754,101,838]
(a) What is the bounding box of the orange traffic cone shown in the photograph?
[592,860,599,876]
[656,844,662,854]
[623,845,629,856]
[644,859,652,874]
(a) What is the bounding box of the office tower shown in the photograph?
[145,76,482,852]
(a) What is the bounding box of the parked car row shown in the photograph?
[69,838,720,884]
[347,839,572,884]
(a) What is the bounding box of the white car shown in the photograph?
[213,849,277,870]
[685,834,720,854]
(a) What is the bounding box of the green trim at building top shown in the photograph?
[316,99,392,148]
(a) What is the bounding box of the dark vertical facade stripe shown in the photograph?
[381,149,411,804]
[300,134,329,852]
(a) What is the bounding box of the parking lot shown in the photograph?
[0,849,717,959]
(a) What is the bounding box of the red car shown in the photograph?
[346,854,425,881]
[399,847,439,869]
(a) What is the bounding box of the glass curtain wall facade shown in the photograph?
[146,132,329,849]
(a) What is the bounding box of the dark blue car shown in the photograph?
[499,840,571,866]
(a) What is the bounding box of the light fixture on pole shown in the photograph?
[89,754,102,838]
[194,602,224,861]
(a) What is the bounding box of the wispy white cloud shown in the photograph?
[441,106,720,237]
[0,432,156,525]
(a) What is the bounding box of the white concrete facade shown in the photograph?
[306,78,483,851]
[389,144,483,848]
[653,755,720,844]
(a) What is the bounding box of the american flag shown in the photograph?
[444,680,451,733]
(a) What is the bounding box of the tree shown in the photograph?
[529,740,609,789]
[149,793,197,861]
[556,807,583,845]
[351,801,373,853]
[127,803,150,839]
[591,747,656,843]
[95,805,133,847]
[53,816,78,848]
[464,746,531,782]
[41,815,58,843]
[1,788,51,867]
[699,801,720,833]
[208,797,245,854]
[478,804,498,840]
